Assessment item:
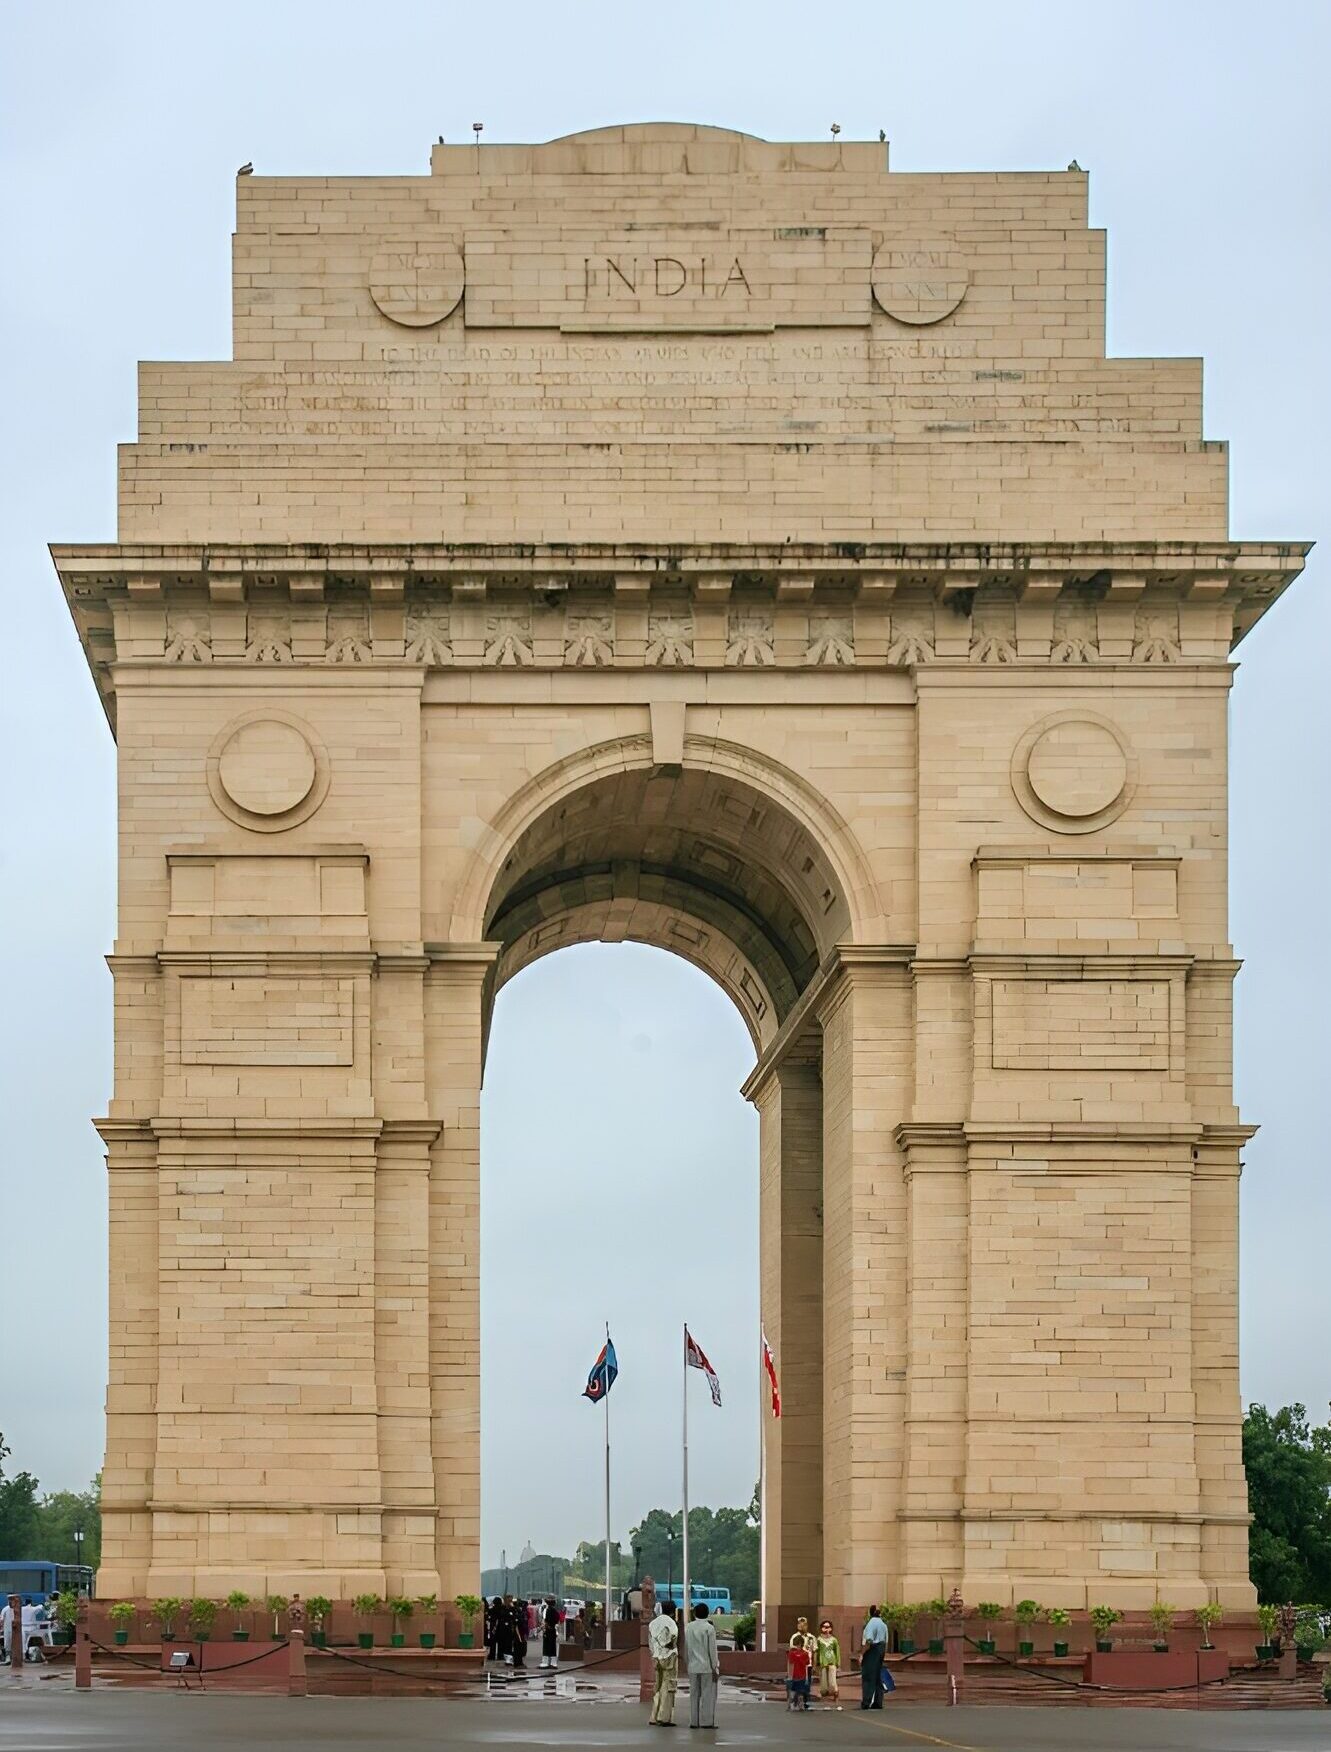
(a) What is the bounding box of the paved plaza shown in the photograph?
[2,1688,1328,1752]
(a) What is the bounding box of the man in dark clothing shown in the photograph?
[860,1604,889,1709]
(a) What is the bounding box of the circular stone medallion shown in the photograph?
[207,711,330,832]
[871,242,968,324]
[369,239,464,327]
[1011,712,1135,834]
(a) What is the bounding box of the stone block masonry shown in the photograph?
[55,122,1305,1611]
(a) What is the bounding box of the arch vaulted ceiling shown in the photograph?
[482,764,852,1050]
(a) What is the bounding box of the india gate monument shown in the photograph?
[56,124,1305,1618]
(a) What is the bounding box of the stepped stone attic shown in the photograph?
[56,123,1305,1613]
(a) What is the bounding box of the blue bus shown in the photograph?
[654,1582,732,1615]
[0,1561,94,1606]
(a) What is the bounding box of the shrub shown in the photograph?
[1256,1603,1281,1642]
[1089,1605,1123,1640]
[388,1595,415,1630]
[151,1597,184,1638]
[975,1602,1003,1622]
[1045,1608,1071,1629]
[108,1602,135,1630]
[305,1595,332,1628]
[1148,1602,1176,1642]
[53,1591,79,1631]
[416,1593,439,1615]
[1013,1599,1042,1626]
[1194,1603,1224,1646]
[225,1591,250,1619]
[732,1612,756,1651]
[188,1598,217,1636]
[353,1592,382,1620]
[455,1593,482,1631]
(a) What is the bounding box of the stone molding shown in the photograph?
[54,539,1306,726]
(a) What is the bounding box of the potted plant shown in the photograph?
[416,1593,438,1648]
[455,1593,482,1649]
[353,1592,381,1650]
[925,1596,948,1656]
[1046,1607,1071,1658]
[152,1596,184,1642]
[975,1602,1002,1656]
[1255,1603,1280,1661]
[1294,1610,1322,1664]
[888,1603,918,1655]
[388,1596,414,1648]
[188,1598,217,1642]
[266,1594,288,1639]
[1014,1599,1042,1658]
[1148,1601,1175,1652]
[51,1591,79,1645]
[306,1595,332,1649]
[1089,1605,1122,1653]
[226,1590,251,1640]
[109,1602,135,1647]
[1195,1602,1224,1649]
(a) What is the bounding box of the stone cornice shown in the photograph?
[54,538,1308,731]
[741,942,914,1101]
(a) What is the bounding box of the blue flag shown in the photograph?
[582,1336,618,1403]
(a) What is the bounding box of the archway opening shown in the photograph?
[473,755,850,1617]
[480,942,759,1603]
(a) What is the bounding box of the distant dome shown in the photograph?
[545,122,764,146]
[519,1539,536,1563]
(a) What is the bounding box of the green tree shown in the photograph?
[32,1482,102,1570]
[626,1498,759,1608]
[1243,1403,1331,1602]
[0,1434,40,1555]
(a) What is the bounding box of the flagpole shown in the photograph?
[681,1323,690,1624]
[604,1321,612,1650]
[758,1326,767,1653]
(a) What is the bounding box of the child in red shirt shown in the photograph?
[786,1640,813,1709]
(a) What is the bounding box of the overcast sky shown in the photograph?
[1,0,1326,1569]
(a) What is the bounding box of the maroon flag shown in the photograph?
[685,1327,722,1408]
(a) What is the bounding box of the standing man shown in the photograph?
[685,1602,720,1730]
[860,1604,889,1710]
[647,1599,679,1726]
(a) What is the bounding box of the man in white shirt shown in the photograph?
[647,1602,679,1726]
[684,1602,721,1729]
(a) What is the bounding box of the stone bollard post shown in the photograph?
[943,1587,965,1706]
[75,1596,91,1690]
[638,1576,656,1704]
[8,1594,23,1673]
[288,1595,307,1697]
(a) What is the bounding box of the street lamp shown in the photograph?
[72,1525,84,1572]
[665,1530,675,1608]
[632,1543,641,1586]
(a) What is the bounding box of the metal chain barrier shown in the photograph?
[961,1634,1280,1696]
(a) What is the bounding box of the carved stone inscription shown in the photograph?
[464,227,872,330]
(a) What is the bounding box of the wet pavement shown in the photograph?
[1,1683,1329,1751]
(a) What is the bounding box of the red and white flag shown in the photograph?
[762,1330,781,1419]
[685,1327,722,1407]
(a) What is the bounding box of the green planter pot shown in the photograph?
[458,1631,474,1648]
[1297,1646,1316,1664]
[313,1631,327,1648]
[1095,1640,1112,1653]
[419,1632,436,1649]
[977,1638,995,1655]
[54,1629,74,1646]
[1018,1640,1034,1658]
[927,1638,944,1656]
[196,1632,210,1642]
[1153,1643,1168,1654]
[358,1633,374,1649]
[113,1631,129,1646]
[1052,1641,1069,1658]
[898,1638,915,1655]
[391,1633,405,1647]
[232,1630,250,1641]
[1255,1644,1274,1660]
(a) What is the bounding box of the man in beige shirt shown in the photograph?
[684,1602,721,1729]
[648,1604,679,1726]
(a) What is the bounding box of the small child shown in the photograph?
[786,1638,813,1710]
[815,1618,841,1703]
